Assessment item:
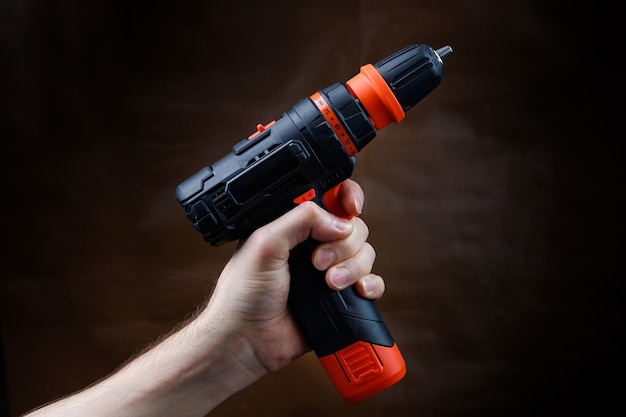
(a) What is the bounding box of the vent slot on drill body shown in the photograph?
[246,143,280,167]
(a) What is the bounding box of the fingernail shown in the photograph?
[361,277,375,297]
[354,197,363,215]
[330,268,350,289]
[314,249,335,270]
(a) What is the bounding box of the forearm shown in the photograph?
[24,307,267,417]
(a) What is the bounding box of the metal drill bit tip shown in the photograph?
[435,45,453,61]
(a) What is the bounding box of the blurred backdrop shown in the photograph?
[1,1,622,416]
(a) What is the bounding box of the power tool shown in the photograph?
[175,43,452,403]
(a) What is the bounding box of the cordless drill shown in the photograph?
[175,44,452,403]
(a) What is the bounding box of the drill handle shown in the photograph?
[287,186,406,403]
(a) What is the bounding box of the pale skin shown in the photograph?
[23,179,385,417]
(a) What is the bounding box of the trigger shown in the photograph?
[323,184,353,220]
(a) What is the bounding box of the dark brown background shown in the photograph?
[1,1,622,416]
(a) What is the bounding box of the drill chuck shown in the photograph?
[374,44,451,111]
[344,44,451,131]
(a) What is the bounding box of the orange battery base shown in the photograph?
[319,341,406,403]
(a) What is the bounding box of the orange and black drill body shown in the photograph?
[175,44,451,403]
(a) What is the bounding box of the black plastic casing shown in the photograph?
[175,43,447,246]
[175,83,374,247]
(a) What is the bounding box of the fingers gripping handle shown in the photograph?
[287,240,406,403]
[288,187,406,403]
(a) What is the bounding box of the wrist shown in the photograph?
[132,306,268,414]
[191,306,270,386]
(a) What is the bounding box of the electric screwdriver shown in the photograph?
[175,43,452,403]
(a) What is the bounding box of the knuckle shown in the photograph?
[354,217,369,238]
[361,241,376,261]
